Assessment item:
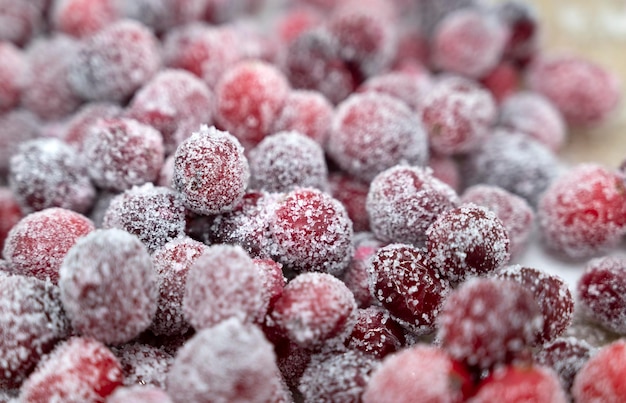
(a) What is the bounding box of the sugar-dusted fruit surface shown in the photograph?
[1,0,626,402]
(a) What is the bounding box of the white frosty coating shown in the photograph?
[166,318,280,403]
[111,342,173,388]
[67,19,161,102]
[328,92,429,183]
[420,76,497,156]
[298,349,380,403]
[269,187,354,276]
[62,102,122,150]
[172,125,250,215]
[0,275,69,389]
[366,165,459,246]
[572,340,626,402]
[249,130,328,193]
[150,237,207,336]
[468,364,567,403]
[362,344,462,403]
[535,336,595,391]
[102,183,186,253]
[106,384,173,403]
[83,117,165,192]
[127,68,214,154]
[58,228,158,345]
[0,109,40,175]
[347,306,404,357]
[359,70,433,112]
[272,89,333,145]
[183,244,266,329]
[270,272,357,348]
[538,163,626,259]
[8,138,96,214]
[19,337,123,403]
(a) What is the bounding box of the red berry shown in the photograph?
[328,172,371,232]
[62,102,122,150]
[479,61,520,103]
[357,70,433,111]
[342,236,384,307]
[253,258,286,312]
[271,89,333,145]
[535,336,595,392]
[346,306,406,358]
[0,42,27,113]
[0,1,42,46]
[428,155,461,192]
[572,339,626,402]
[51,0,119,38]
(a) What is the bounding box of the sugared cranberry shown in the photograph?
[271,89,333,145]
[51,0,119,38]
[572,340,626,402]
[59,228,158,345]
[106,385,173,403]
[328,172,371,233]
[111,342,173,388]
[62,102,122,150]
[0,187,22,251]
[428,155,461,192]
[346,306,406,358]
[479,61,520,103]
[0,42,27,113]
[342,236,384,307]
[357,70,432,111]
[535,336,595,392]
[253,258,286,312]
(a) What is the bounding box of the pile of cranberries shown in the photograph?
[1,0,626,402]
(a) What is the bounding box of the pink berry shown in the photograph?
[0,187,21,251]
[572,339,626,402]
[172,125,250,215]
[346,306,406,359]
[253,258,286,312]
[271,89,333,145]
[106,385,173,403]
[83,117,165,192]
[19,337,123,403]
[126,69,214,154]
[269,272,357,348]
[479,60,520,103]
[275,6,323,45]
[111,342,173,388]
[357,70,432,111]
[535,336,594,392]
[68,20,161,102]
[342,236,384,307]
[3,207,94,284]
[328,172,371,232]
[62,102,122,150]
[538,163,626,259]
[428,155,461,192]
[0,42,27,113]
[269,187,354,276]
[0,110,40,179]
[420,76,497,155]
[59,228,158,345]
[366,165,459,245]
[51,0,119,38]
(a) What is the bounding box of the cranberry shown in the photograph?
[275,6,323,45]
[357,70,432,111]
[253,258,286,312]
[271,89,333,145]
[106,385,173,403]
[0,42,27,113]
[111,342,173,388]
[51,0,119,38]
[62,102,122,150]
[0,187,22,251]
[0,110,40,180]
[346,306,406,358]
[342,237,384,307]
[428,155,461,192]
[479,61,520,103]
[535,336,595,392]
[328,172,371,232]
[572,340,626,402]
[59,228,158,345]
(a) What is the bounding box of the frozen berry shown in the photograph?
[572,339,626,402]
[106,385,173,403]
[62,102,123,150]
[328,172,371,233]
[0,187,22,251]
[51,0,120,38]
[271,89,333,145]
[83,117,164,192]
[346,306,406,359]
[328,92,428,182]
[59,228,158,345]
[0,42,27,113]
[111,342,173,388]
[0,110,40,180]
[535,336,595,392]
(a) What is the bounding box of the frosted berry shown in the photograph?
[111,342,173,388]
[0,187,21,251]
[62,102,122,150]
[357,70,432,111]
[0,110,40,179]
[0,42,27,113]
[535,336,595,392]
[51,0,120,38]
[428,155,461,192]
[0,1,42,46]
[114,0,206,33]
[572,339,626,402]
[253,258,286,312]
[328,172,371,233]
[342,236,384,307]
[106,385,173,403]
[271,89,333,145]
[346,306,406,359]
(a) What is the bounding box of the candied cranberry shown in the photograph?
[59,228,158,345]
[538,164,626,259]
[269,187,354,276]
[253,258,286,312]
[166,318,281,403]
[346,306,406,358]
[62,102,122,150]
[369,244,451,334]
[215,60,290,147]
[0,110,40,179]
[427,204,510,284]
[249,131,328,193]
[0,274,69,389]
[0,42,27,113]
[173,125,250,215]
[342,238,384,307]
[463,128,560,206]
[67,20,161,102]
[479,61,520,103]
[183,244,266,329]
[420,76,497,155]
[470,364,567,403]
[366,165,459,245]
[496,265,573,344]
[126,69,214,154]
[272,336,313,389]
[572,339,626,402]
[111,342,173,388]
[527,54,621,126]
[19,337,123,403]
[3,208,94,283]
[106,385,173,403]
[0,188,22,251]
[102,184,186,253]
[499,91,566,152]
[535,336,595,392]
[299,349,379,403]
[431,8,507,79]
[496,0,540,67]
[461,184,534,258]
[270,272,357,348]
[51,0,119,37]
[328,93,428,182]
[271,89,333,145]
[577,256,626,334]
[438,278,543,369]
[328,172,371,232]
[83,117,164,192]
[428,155,461,192]
[0,1,42,46]
[362,345,472,403]
[115,0,206,33]
[357,70,432,111]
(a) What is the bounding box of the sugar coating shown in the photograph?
[0,110,40,178]
[9,138,96,214]
[59,228,158,345]
[270,272,357,348]
[172,125,250,215]
[362,344,467,403]
[19,337,123,403]
[572,339,626,402]
[111,342,173,388]
[269,187,354,276]
[357,70,433,111]
[51,0,120,38]
[439,278,544,369]
[126,69,214,154]
[150,237,207,337]
[366,165,459,246]
[346,306,406,359]
[538,163,626,259]
[252,258,286,312]
[298,349,380,403]
[427,204,511,284]
[67,19,161,102]
[102,183,186,253]
[328,92,429,182]
[535,336,595,392]
[271,89,333,145]
[368,243,451,334]
[3,207,94,284]
[62,102,122,150]
[183,244,266,329]
[166,318,280,403]
[0,275,69,389]
[0,42,27,113]
[249,130,328,193]
[342,241,383,308]
[106,385,173,403]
